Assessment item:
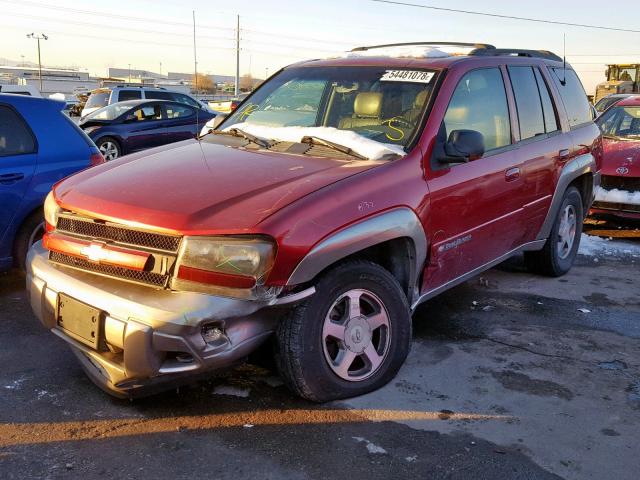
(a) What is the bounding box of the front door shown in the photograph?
[0,104,37,243]
[422,67,526,292]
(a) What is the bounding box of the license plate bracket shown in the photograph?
[57,294,104,350]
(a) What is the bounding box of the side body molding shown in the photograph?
[536,153,597,241]
[286,208,428,302]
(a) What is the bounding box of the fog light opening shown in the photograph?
[175,353,195,364]
[202,324,225,344]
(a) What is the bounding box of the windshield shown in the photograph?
[597,106,640,139]
[220,66,436,155]
[85,92,110,109]
[617,67,637,82]
[85,102,133,121]
[594,96,621,113]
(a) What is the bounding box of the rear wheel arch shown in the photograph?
[12,206,45,270]
[569,172,594,215]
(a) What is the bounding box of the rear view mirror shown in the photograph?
[439,129,485,164]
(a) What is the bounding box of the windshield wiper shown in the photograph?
[300,135,368,160]
[213,128,273,149]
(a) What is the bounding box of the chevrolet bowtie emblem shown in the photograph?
[81,242,108,262]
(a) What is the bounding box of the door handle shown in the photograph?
[559,149,571,160]
[0,173,25,184]
[505,167,520,181]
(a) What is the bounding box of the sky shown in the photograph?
[2,0,640,93]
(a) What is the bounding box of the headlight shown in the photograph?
[43,191,61,228]
[82,126,101,135]
[172,236,279,300]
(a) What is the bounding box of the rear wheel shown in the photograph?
[275,260,412,402]
[525,186,583,276]
[13,210,45,272]
[96,136,121,161]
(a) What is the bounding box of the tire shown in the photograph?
[275,260,412,402]
[96,136,121,161]
[13,210,45,272]
[525,186,583,277]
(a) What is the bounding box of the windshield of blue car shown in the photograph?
[597,106,640,139]
[85,103,134,121]
[220,66,436,150]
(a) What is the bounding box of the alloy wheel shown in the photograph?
[322,289,391,382]
[99,141,119,161]
[557,204,577,260]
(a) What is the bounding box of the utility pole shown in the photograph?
[128,63,131,83]
[26,33,47,92]
[192,11,198,95]
[159,61,162,76]
[235,14,240,97]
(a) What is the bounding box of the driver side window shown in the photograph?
[443,68,511,153]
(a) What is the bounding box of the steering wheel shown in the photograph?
[381,116,414,142]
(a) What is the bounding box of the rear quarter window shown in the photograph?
[0,105,36,156]
[550,68,592,128]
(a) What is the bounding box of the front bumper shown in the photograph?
[27,243,307,398]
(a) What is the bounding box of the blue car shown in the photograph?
[79,99,216,160]
[0,94,103,271]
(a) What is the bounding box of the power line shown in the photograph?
[369,0,640,34]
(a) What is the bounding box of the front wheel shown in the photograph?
[96,136,121,161]
[525,186,583,277]
[275,260,412,402]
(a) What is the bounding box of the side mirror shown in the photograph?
[439,129,485,164]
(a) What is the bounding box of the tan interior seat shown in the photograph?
[405,89,429,123]
[339,92,383,129]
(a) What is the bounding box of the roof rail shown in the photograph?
[113,84,167,90]
[469,48,563,62]
[351,42,496,52]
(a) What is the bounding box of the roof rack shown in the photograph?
[349,42,562,62]
[468,48,563,62]
[113,84,167,89]
[350,42,496,52]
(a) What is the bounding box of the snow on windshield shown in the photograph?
[595,186,640,206]
[223,123,406,160]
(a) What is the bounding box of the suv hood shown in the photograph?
[54,140,383,234]
[601,136,640,177]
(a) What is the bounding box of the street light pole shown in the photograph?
[128,64,131,83]
[26,33,47,92]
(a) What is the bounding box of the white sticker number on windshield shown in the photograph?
[380,70,434,83]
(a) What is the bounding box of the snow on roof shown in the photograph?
[224,123,405,160]
[333,46,453,60]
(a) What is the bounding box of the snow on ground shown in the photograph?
[595,186,640,206]
[578,234,640,258]
[224,123,405,160]
[352,437,388,454]
[212,385,251,398]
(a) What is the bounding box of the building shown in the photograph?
[0,65,98,98]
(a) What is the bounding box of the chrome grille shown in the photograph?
[50,252,168,287]
[56,216,181,252]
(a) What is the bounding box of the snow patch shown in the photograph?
[212,385,250,398]
[4,377,26,391]
[352,436,388,454]
[578,234,640,258]
[224,123,405,161]
[335,46,452,59]
[595,186,640,206]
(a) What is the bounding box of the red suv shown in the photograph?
[28,43,601,401]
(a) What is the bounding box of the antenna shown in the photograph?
[193,10,200,141]
[561,33,567,86]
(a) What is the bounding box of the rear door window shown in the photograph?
[443,68,511,152]
[118,90,142,101]
[165,104,194,119]
[0,106,36,156]
[145,91,173,100]
[125,104,163,122]
[172,93,201,108]
[534,68,559,133]
[508,66,546,140]
[85,92,109,109]
[550,68,592,128]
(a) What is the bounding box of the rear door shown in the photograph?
[506,65,571,240]
[423,67,526,290]
[0,104,37,241]
[162,103,198,143]
[121,103,167,152]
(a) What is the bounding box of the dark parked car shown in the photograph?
[79,100,216,160]
[0,94,103,272]
[594,93,635,114]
